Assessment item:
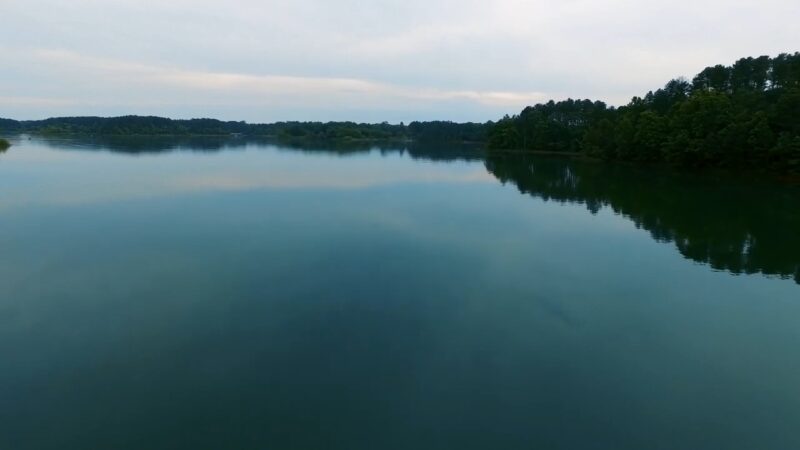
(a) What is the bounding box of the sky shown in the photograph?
[2,0,799,123]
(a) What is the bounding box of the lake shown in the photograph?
[1,136,799,449]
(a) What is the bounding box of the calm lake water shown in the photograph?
[1,136,799,450]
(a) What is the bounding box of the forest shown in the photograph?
[488,53,800,172]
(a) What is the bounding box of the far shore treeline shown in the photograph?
[0,117,488,144]
[2,52,798,172]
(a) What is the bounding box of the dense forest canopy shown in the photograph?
[488,52,800,173]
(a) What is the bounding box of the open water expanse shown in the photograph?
[1,136,798,449]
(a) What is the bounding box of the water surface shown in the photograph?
[1,137,798,450]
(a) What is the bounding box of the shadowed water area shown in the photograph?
[1,136,799,450]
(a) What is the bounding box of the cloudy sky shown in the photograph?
[2,0,799,123]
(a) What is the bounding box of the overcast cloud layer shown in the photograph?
[2,0,799,122]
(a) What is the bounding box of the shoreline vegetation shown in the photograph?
[488,52,800,174]
[0,138,10,151]
[0,118,488,145]
[1,52,798,172]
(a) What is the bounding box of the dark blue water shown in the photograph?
[1,137,798,449]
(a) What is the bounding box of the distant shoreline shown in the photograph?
[4,131,483,146]
[3,49,799,176]
[0,117,489,147]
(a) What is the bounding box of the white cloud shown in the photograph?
[1,47,549,119]
[1,0,798,121]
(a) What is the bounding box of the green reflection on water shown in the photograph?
[0,137,798,450]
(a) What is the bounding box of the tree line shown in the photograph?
[0,116,489,144]
[488,52,800,173]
